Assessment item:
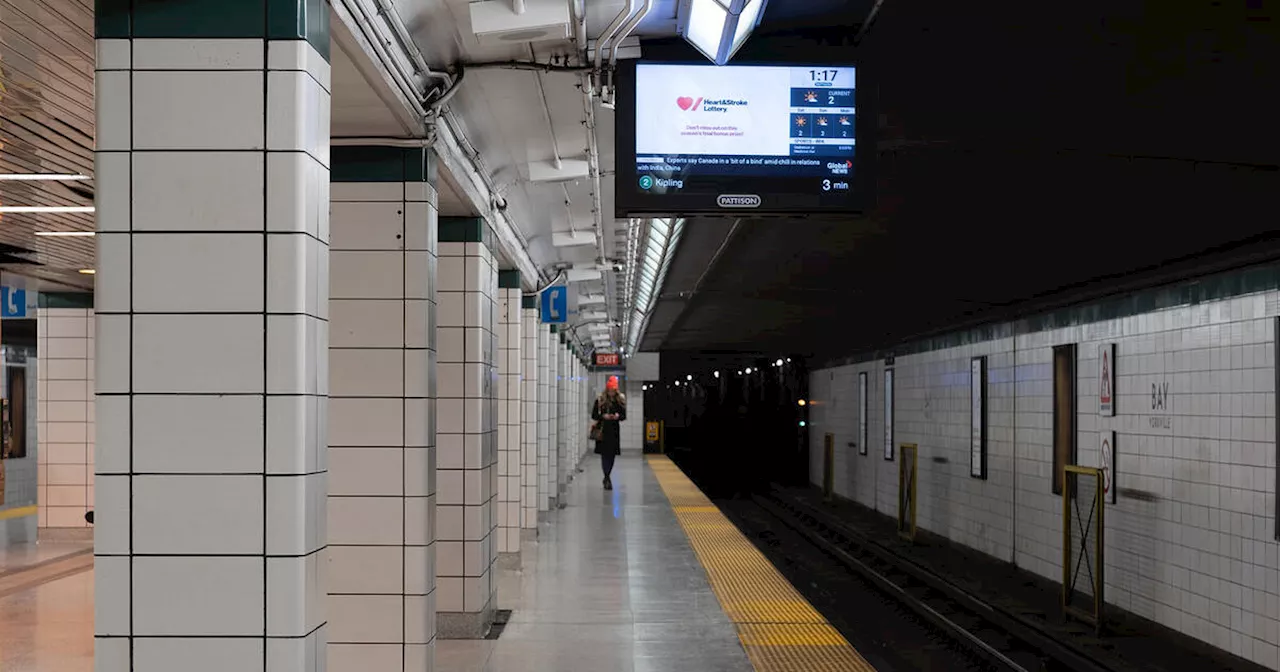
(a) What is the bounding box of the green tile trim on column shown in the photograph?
[438,217,494,252]
[97,0,331,62]
[522,295,537,310]
[549,325,557,334]
[332,146,435,182]
[38,292,94,309]
[268,0,331,61]
[404,148,438,184]
[498,270,522,289]
[95,0,131,38]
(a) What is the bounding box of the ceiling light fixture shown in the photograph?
[679,0,768,65]
[0,174,91,181]
[78,269,96,275]
[0,206,95,213]
[35,231,96,237]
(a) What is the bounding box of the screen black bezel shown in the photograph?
[614,58,868,219]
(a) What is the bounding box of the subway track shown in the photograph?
[718,484,1120,672]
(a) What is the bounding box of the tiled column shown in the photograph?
[573,356,581,470]
[519,301,538,534]
[536,327,551,516]
[327,147,438,670]
[548,332,560,507]
[92,4,331,669]
[556,339,568,498]
[36,305,95,534]
[436,218,498,637]
[495,272,521,559]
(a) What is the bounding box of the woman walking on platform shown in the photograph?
[591,376,627,490]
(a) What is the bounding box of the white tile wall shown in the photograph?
[93,36,331,672]
[537,327,552,513]
[548,336,560,505]
[496,287,521,554]
[37,308,94,530]
[520,308,539,530]
[811,291,1280,669]
[327,177,437,666]
[555,343,568,498]
[437,238,498,624]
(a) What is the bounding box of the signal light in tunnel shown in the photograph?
[714,371,720,378]
[797,399,806,406]
[686,374,693,381]
[799,421,807,427]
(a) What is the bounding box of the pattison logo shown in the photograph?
[717,194,761,208]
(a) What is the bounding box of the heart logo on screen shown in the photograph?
[676,96,702,111]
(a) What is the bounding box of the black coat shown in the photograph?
[591,394,627,455]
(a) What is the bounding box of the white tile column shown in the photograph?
[556,340,568,499]
[93,17,331,671]
[536,327,551,516]
[436,219,498,637]
[519,302,538,533]
[495,273,522,559]
[327,147,438,671]
[547,330,560,508]
[36,306,94,534]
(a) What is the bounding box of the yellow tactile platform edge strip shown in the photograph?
[647,456,876,672]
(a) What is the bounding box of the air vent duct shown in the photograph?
[470,0,571,45]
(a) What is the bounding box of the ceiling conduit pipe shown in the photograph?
[608,0,651,67]
[513,0,525,13]
[340,0,425,116]
[593,0,637,84]
[603,0,651,105]
[372,0,450,93]
[572,0,588,56]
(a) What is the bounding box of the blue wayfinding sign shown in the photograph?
[1,287,27,318]
[540,285,567,324]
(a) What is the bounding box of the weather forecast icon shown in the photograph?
[816,117,829,127]
[804,91,818,103]
[838,116,851,126]
[794,116,807,127]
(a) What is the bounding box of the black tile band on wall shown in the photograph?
[95,0,332,61]
[330,146,437,183]
[439,217,495,254]
[498,270,521,289]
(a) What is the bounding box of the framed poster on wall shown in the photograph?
[970,356,987,479]
[858,371,868,456]
[883,368,895,460]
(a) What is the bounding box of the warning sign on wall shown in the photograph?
[1099,430,1116,504]
[1098,343,1116,417]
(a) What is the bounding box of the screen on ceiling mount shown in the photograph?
[614,60,861,217]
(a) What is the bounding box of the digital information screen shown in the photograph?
[620,62,857,216]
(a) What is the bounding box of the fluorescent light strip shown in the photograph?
[0,174,91,181]
[78,269,96,275]
[35,231,96,237]
[0,206,95,213]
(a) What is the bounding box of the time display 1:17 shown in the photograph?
[809,69,839,82]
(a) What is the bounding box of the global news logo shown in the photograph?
[827,160,853,175]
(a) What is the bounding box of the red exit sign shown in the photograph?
[595,353,621,367]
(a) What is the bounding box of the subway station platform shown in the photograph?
[0,455,870,672]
